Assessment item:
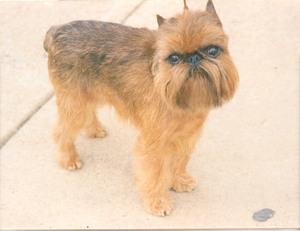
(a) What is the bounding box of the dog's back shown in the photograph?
[44,20,155,88]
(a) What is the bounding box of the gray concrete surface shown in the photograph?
[0,0,299,229]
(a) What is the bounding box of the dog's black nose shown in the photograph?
[186,54,202,65]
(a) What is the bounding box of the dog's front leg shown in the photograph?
[134,135,174,216]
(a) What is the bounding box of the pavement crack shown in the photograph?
[0,91,54,149]
[121,0,146,24]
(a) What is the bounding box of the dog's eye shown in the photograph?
[168,54,181,65]
[205,46,221,58]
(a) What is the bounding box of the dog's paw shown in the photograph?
[58,153,82,170]
[143,194,174,216]
[172,173,198,193]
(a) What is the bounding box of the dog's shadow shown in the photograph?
[76,106,139,182]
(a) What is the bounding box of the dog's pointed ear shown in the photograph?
[206,0,222,26]
[157,14,166,27]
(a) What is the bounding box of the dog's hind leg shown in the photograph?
[52,88,95,170]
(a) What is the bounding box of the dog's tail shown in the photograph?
[43,26,59,53]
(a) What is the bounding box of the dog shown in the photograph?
[44,0,239,216]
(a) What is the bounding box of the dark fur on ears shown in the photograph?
[157,0,188,27]
[156,14,166,27]
[206,0,222,26]
[158,0,221,27]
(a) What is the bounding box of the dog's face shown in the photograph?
[152,1,239,112]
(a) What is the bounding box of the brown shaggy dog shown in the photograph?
[44,0,238,216]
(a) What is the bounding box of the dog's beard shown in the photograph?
[153,56,238,112]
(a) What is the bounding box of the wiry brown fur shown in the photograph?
[44,0,238,216]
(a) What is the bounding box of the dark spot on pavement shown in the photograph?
[253,208,275,222]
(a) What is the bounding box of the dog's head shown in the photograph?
[152,0,239,112]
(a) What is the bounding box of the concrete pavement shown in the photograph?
[0,0,299,229]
